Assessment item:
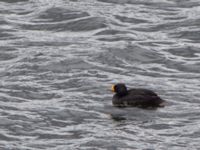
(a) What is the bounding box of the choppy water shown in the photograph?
[0,0,200,149]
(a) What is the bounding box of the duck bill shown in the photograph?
[111,85,115,92]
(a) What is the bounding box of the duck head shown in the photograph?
[111,83,128,96]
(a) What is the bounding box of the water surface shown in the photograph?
[0,0,200,149]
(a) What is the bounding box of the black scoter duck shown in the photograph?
[111,83,165,108]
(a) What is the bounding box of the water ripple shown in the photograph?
[0,0,200,149]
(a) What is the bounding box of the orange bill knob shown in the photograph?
[111,85,115,92]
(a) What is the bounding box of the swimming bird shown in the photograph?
[111,83,165,108]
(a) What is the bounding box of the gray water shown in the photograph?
[0,0,200,149]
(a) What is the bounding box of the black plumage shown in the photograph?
[111,83,165,108]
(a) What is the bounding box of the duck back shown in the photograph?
[112,89,165,107]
